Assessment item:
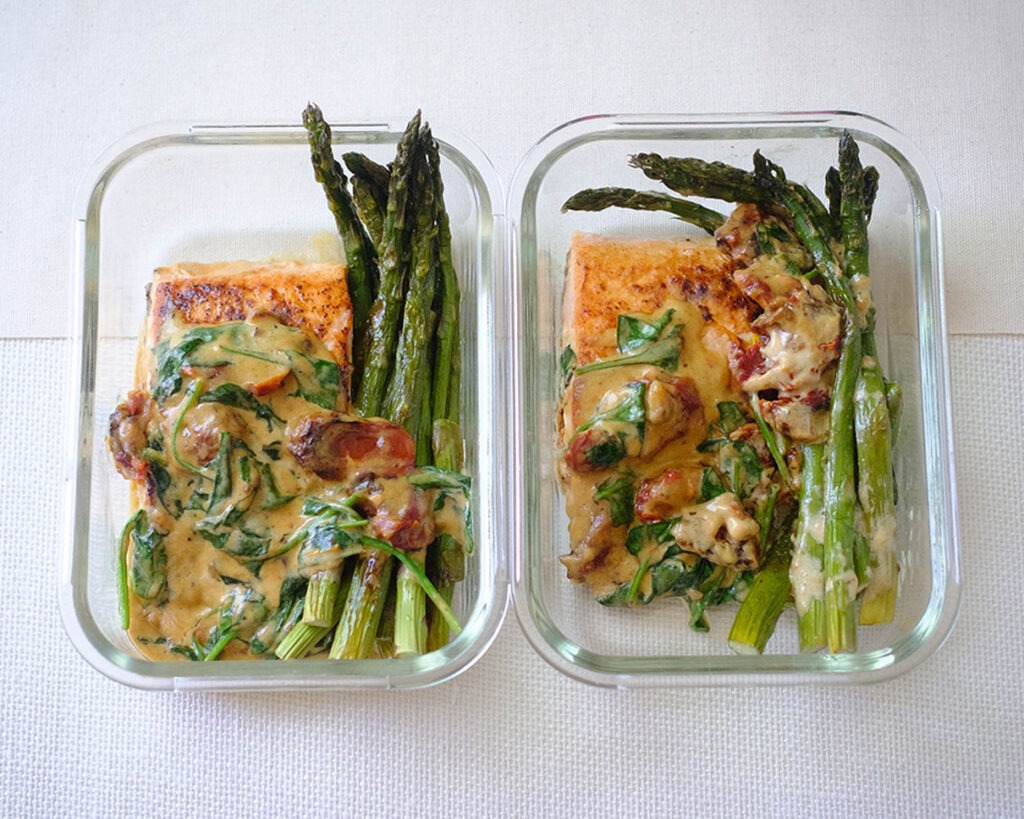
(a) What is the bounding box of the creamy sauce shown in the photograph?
[558,299,748,597]
[825,570,860,602]
[805,509,825,545]
[668,493,760,568]
[118,314,463,660]
[128,316,340,658]
[789,550,825,617]
[850,273,874,324]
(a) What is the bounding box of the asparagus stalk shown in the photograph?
[425,132,468,650]
[838,133,899,625]
[792,443,826,651]
[393,563,428,657]
[791,179,838,248]
[425,534,466,651]
[354,110,420,417]
[275,566,350,660]
[728,505,795,655]
[359,535,462,635]
[275,620,331,660]
[825,166,842,237]
[342,151,391,210]
[863,166,880,222]
[426,132,461,432]
[343,152,391,249]
[302,103,379,389]
[302,567,342,628]
[330,114,421,659]
[753,150,862,653]
[855,365,897,624]
[886,379,903,446]
[330,549,396,659]
[382,126,439,436]
[394,398,432,656]
[628,153,766,205]
[351,178,387,251]
[374,570,399,658]
[561,187,726,234]
[389,127,442,657]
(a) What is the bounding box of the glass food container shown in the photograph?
[507,112,959,686]
[61,119,508,690]
[61,111,959,689]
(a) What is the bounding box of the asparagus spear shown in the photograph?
[351,178,386,251]
[274,620,331,660]
[425,533,466,652]
[423,134,467,650]
[330,550,394,659]
[343,152,391,248]
[354,110,421,417]
[792,443,826,651]
[825,166,842,237]
[855,365,897,624]
[426,131,462,435]
[388,126,442,657]
[628,153,766,205]
[562,187,726,234]
[302,103,379,390]
[791,179,838,248]
[728,503,795,655]
[342,151,391,209]
[863,166,880,222]
[374,568,400,658]
[332,115,421,659]
[303,567,342,628]
[393,560,428,657]
[753,150,862,653]
[415,359,435,467]
[838,133,898,625]
[382,126,439,436]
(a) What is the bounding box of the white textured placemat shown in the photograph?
[0,335,1020,817]
[1,1,1022,339]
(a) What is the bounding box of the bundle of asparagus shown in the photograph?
[274,104,467,660]
[563,133,898,654]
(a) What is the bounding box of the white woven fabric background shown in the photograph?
[3,2,1023,815]
[0,336,1020,817]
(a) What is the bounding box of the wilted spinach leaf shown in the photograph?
[199,383,283,430]
[624,518,676,556]
[560,345,577,390]
[616,308,676,353]
[593,472,636,526]
[128,512,167,601]
[152,326,227,402]
[698,467,728,503]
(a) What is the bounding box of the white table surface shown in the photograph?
[2,2,1023,816]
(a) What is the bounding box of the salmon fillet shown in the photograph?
[558,233,757,595]
[562,233,756,364]
[144,260,352,368]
